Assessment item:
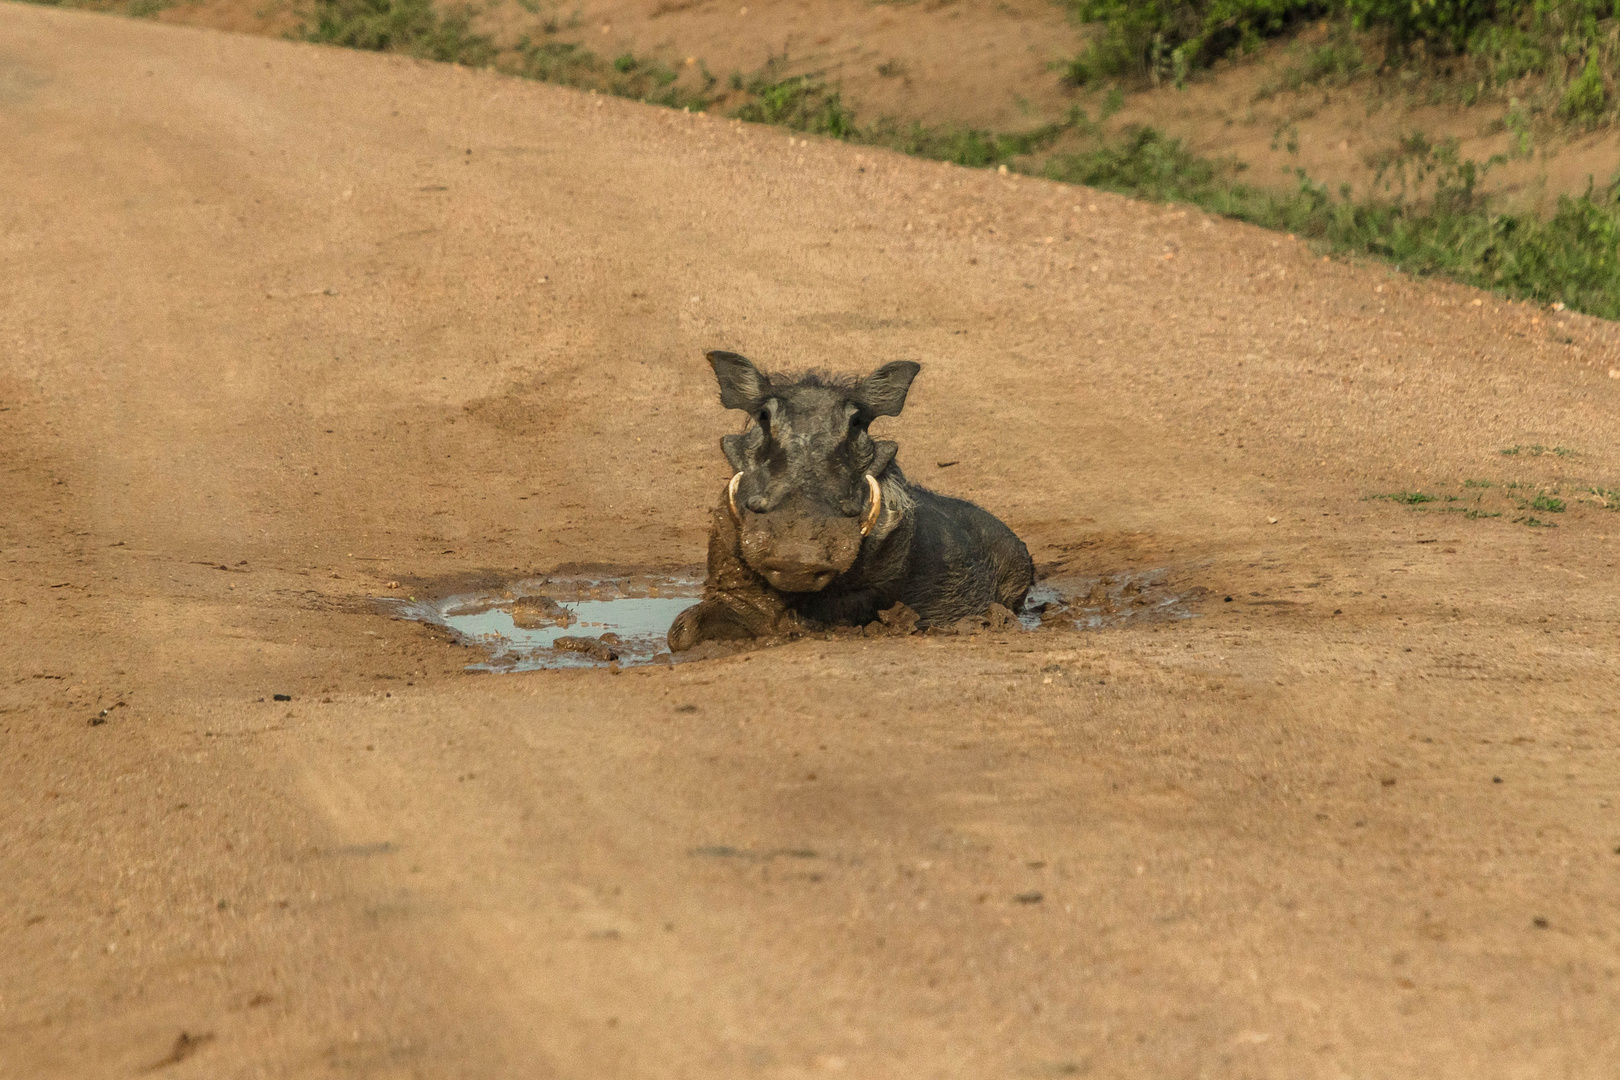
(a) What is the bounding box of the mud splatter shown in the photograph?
[1031,571,1206,630]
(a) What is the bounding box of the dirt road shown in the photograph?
[3,6,1618,1077]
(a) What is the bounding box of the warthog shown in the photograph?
[667,351,1033,651]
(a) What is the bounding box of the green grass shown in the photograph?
[24,0,175,15]
[1039,123,1620,319]
[1061,0,1620,125]
[1373,477,1609,525]
[1501,444,1579,456]
[301,0,495,65]
[731,72,859,137]
[296,0,704,106]
[1061,0,1337,88]
[1253,30,1368,99]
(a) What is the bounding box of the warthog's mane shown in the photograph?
[764,369,863,395]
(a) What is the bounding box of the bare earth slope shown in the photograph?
[2,6,1619,1077]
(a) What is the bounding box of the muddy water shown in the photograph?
[392,570,1202,672]
[394,575,702,672]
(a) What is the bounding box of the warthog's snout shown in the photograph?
[737,502,865,593]
[757,557,839,593]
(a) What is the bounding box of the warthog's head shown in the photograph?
[707,350,920,594]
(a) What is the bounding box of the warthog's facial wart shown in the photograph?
[708,350,919,594]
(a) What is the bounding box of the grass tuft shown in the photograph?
[300,0,495,66]
[1501,444,1578,457]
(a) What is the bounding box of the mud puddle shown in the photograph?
[394,574,701,671]
[393,569,1201,672]
[1031,571,1205,630]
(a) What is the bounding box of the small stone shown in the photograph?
[512,595,574,629]
[875,601,920,635]
[553,636,618,662]
[984,603,1017,631]
[952,614,989,635]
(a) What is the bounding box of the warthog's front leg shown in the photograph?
[667,493,805,652]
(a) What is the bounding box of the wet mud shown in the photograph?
[392,568,1204,672]
[1031,570,1208,630]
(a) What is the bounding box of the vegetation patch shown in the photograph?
[1039,125,1620,319]
[301,0,495,66]
[1369,478,1606,527]
[1529,493,1567,512]
[1062,0,1620,132]
[24,0,176,16]
[1500,444,1579,456]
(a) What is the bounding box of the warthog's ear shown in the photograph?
[707,350,773,412]
[856,361,921,418]
[869,439,899,477]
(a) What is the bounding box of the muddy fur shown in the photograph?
[668,352,1033,652]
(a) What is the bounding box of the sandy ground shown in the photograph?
[3,5,1620,1077]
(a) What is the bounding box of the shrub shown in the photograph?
[1345,0,1499,52]
[1064,0,1332,85]
[302,0,494,66]
[731,75,857,137]
[1559,46,1609,123]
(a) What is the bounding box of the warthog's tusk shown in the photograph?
[860,474,882,537]
[727,472,743,523]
